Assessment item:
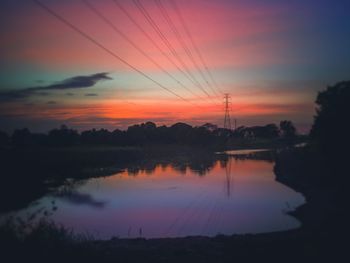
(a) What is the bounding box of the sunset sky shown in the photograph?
[1,0,349,133]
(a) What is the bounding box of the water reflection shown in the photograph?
[54,188,107,209]
[126,156,217,177]
[225,158,233,198]
[8,153,305,239]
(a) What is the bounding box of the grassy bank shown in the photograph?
[0,216,345,263]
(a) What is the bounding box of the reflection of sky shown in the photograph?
[1,0,349,132]
[12,157,305,239]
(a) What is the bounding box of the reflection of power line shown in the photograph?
[201,194,220,236]
[163,189,205,236]
[202,157,233,235]
[176,189,211,236]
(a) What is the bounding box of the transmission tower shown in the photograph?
[223,93,232,130]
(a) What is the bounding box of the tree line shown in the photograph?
[0,120,297,148]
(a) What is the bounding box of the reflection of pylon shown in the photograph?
[224,93,232,130]
[225,158,232,198]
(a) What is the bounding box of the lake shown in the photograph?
[4,151,305,239]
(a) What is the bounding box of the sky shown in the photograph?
[1,0,349,133]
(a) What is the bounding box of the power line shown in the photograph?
[32,0,201,109]
[155,0,220,98]
[82,0,206,103]
[169,0,223,95]
[133,0,216,102]
[112,0,210,102]
[133,0,200,89]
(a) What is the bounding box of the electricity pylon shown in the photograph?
[224,93,232,130]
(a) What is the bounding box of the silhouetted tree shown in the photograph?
[280,120,297,139]
[190,127,213,146]
[48,125,79,146]
[0,130,10,147]
[263,124,280,138]
[12,128,33,148]
[4,119,301,149]
[126,124,147,145]
[169,122,193,144]
[81,128,113,145]
[232,124,279,139]
[155,125,171,144]
[111,129,126,146]
[201,123,218,132]
[31,133,49,146]
[232,126,247,138]
[310,81,350,156]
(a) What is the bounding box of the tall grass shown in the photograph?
[0,217,98,262]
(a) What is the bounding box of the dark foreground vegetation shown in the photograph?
[275,82,350,230]
[0,218,347,263]
[1,81,349,262]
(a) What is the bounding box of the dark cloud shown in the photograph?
[38,72,112,90]
[85,93,98,96]
[0,72,111,102]
[46,101,57,105]
[0,90,30,100]
[65,93,75,96]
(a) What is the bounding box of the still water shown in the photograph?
[11,153,305,239]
